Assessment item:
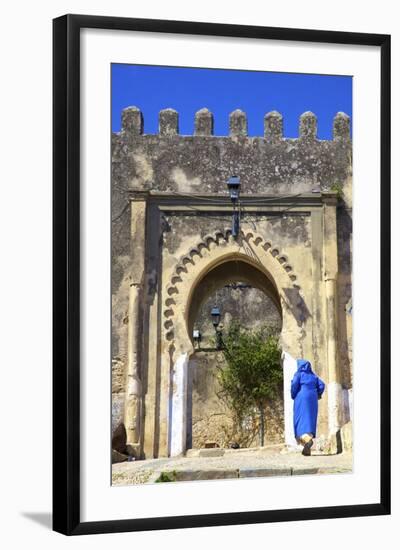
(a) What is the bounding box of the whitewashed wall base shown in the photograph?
[282,351,297,447]
[170,353,189,457]
[328,381,343,435]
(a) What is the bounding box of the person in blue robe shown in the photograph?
[291,359,325,456]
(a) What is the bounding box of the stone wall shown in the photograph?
[188,351,285,449]
[112,108,351,196]
[187,285,283,448]
[112,359,126,434]
[193,285,282,347]
[111,107,353,454]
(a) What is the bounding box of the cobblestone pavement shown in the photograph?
[112,447,353,485]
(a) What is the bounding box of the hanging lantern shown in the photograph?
[211,306,221,328]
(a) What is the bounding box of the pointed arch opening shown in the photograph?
[185,256,284,450]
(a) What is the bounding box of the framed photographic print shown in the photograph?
[53,14,391,535]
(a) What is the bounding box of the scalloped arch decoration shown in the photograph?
[162,229,302,352]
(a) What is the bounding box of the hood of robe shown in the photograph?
[297,359,313,373]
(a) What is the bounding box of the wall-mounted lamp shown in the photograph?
[227,176,241,238]
[227,175,241,202]
[211,306,223,350]
[193,329,202,349]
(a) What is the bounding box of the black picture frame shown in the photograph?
[53,14,391,535]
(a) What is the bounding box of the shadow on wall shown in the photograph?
[282,287,311,327]
[337,206,353,389]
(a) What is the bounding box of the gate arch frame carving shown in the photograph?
[163,228,303,360]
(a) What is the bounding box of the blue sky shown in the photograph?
[112,64,352,139]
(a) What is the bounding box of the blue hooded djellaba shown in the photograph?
[291,359,325,438]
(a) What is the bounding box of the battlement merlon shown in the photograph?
[112,107,352,196]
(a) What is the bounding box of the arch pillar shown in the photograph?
[124,282,142,456]
[124,197,147,457]
[323,198,341,436]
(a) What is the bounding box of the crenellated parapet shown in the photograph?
[264,111,283,143]
[112,106,351,195]
[194,108,214,136]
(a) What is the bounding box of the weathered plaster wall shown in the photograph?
[112,108,351,195]
[112,359,126,433]
[111,107,352,455]
[187,351,285,449]
[194,285,281,347]
[337,169,353,391]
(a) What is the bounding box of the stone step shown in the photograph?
[153,465,351,483]
[185,443,286,458]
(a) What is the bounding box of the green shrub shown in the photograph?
[155,470,177,483]
[218,322,282,446]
